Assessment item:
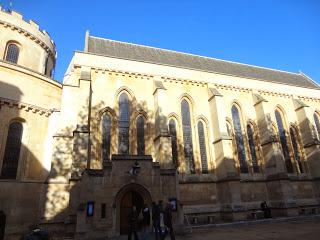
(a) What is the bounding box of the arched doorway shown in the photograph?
[0,211,6,240]
[120,191,144,234]
[115,183,152,235]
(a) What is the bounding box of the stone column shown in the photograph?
[208,87,243,220]
[253,93,297,216]
[293,98,320,178]
[208,87,237,180]
[153,79,173,169]
[253,93,287,177]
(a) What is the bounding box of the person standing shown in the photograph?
[141,204,150,239]
[151,202,161,240]
[164,201,175,240]
[128,205,139,240]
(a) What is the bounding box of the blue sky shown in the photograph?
[2,0,320,84]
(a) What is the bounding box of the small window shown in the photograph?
[169,119,178,166]
[181,99,195,173]
[101,203,106,219]
[275,109,293,173]
[0,122,23,179]
[314,112,320,140]
[118,93,130,154]
[198,121,208,173]
[289,127,304,173]
[102,114,111,161]
[136,116,145,155]
[247,124,260,173]
[5,43,20,64]
[231,105,248,173]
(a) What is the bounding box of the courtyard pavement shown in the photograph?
[115,215,320,240]
[181,218,320,240]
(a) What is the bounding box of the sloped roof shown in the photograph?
[87,36,319,89]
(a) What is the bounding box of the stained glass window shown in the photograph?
[102,114,111,161]
[231,105,248,173]
[169,119,178,166]
[198,121,208,173]
[290,127,304,173]
[136,116,145,155]
[118,93,130,154]
[181,100,195,173]
[275,109,293,173]
[1,122,23,179]
[247,124,260,173]
[5,43,19,64]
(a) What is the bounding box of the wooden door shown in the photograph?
[120,191,144,235]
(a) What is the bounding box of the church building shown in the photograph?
[1,8,320,240]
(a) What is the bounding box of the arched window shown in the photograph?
[5,43,20,64]
[118,93,130,154]
[275,109,293,173]
[231,105,248,173]
[0,122,23,179]
[314,112,320,140]
[181,99,195,173]
[197,121,208,173]
[289,127,304,173]
[102,114,111,161]
[247,124,260,173]
[136,116,145,155]
[169,119,178,166]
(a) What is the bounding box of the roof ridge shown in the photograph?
[89,35,301,77]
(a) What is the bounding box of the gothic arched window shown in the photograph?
[118,93,130,154]
[181,99,195,173]
[314,112,320,140]
[136,116,145,155]
[197,121,208,173]
[0,122,23,179]
[5,43,20,64]
[247,124,260,173]
[102,114,111,161]
[169,119,178,166]
[275,109,293,173]
[289,127,304,173]
[231,105,248,173]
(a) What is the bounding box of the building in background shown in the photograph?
[1,7,320,240]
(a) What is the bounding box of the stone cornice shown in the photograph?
[72,64,320,103]
[0,60,62,88]
[0,97,54,117]
[0,20,55,60]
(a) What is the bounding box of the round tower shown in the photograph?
[0,7,56,76]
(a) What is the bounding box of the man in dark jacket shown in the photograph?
[128,205,139,240]
[164,201,175,240]
[151,202,161,240]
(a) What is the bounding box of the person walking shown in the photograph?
[128,205,140,240]
[164,201,175,240]
[151,202,161,240]
[141,204,150,239]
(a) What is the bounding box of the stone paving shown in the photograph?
[181,219,320,240]
[116,216,320,240]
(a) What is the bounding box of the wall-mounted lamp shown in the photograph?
[128,161,140,176]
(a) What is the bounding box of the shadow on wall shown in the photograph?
[0,81,52,239]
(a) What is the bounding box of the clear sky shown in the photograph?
[1,0,320,84]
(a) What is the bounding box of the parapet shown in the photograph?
[0,6,56,57]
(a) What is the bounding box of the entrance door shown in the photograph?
[120,191,144,235]
[0,211,5,240]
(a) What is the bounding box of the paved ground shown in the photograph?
[180,219,320,240]
[118,217,320,240]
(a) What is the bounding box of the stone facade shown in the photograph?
[1,8,320,240]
